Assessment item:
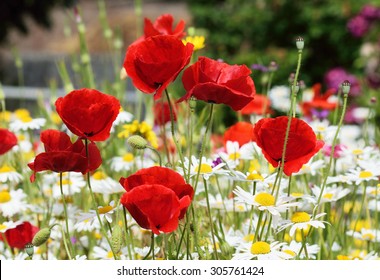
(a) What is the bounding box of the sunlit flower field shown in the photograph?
[0,2,379,261]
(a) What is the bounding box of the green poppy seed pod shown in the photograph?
[111,224,123,254]
[296,36,304,50]
[127,135,148,150]
[25,243,34,257]
[32,227,51,247]
[341,80,351,95]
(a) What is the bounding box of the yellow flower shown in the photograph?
[118,120,158,149]
[182,36,205,51]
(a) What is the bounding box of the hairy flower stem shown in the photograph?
[59,172,74,259]
[203,178,219,259]
[143,232,155,260]
[314,90,349,215]
[194,103,215,192]
[165,90,187,176]
[84,139,118,260]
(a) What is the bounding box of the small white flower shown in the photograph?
[0,165,23,184]
[345,167,380,185]
[90,171,125,194]
[181,156,228,180]
[232,240,291,260]
[0,220,22,233]
[9,118,46,132]
[233,186,299,216]
[346,228,380,242]
[0,189,29,217]
[135,246,160,259]
[281,240,320,259]
[277,212,328,237]
[311,185,351,204]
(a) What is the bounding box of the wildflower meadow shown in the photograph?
[1,0,380,268]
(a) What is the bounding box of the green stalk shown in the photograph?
[59,172,74,259]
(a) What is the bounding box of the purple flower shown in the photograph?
[310,108,330,120]
[212,157,223,168]
[251,64,268,72]
[347,15,371,37]
[324,67,361,96]
[360,5,380,21]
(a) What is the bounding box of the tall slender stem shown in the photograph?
[203,178,219,259]
[59,172,74,259]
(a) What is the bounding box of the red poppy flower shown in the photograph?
[120,166,194,234]
[253,116,324,176]
[239,94,272,115]
[300,83,337,118]
[223,122,255,147]
[28,129,102,182]
[153,100,177,126]
[1,222,39,249]
[178,56,256,111]
[144,14,186,39]
[0,128,17,155]
[55,88,120,142]
[124,35,193,100]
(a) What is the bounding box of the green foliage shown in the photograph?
[187,0,373,85]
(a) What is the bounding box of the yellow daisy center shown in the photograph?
[362,233,375,240]
[246,173,264,181]
[194,163,213,173]
[0,224,7,231]
[57,179,72,186]
[243,234,255,242]
[323,193,334,200]
[0,191,11,203]
[123,153,134,162]
[250,241,271,255]
[283,249,297,257]
[291,212,311,223]
[359,171,373,178]
[254,193,275,206]
[93,171,107,180]
[291,192,304,198]
[0,165,15,173]
[98,205,113,214]
[352,149,363,155]
[20,115,33,123]
[301,164,311,172]
[229,152,241,160]
[107,251,114,258]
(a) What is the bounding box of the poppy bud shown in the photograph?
[341,80,351,95]
[32,227,51,247]
[127,135,148,149]
[25,243,34,257]
[111,224,123,254]
[296,36,304,50]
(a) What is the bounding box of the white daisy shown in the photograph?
[135,246,160,259]
[92,239,129,260]
[0,165,23,184]
[277,212,328,236]
[281,240,320,259]
[181,156,228,180]
[233,186,299,216]
[346,228,380,242]
[293,159,325,176]
[109,153,136,172]
[232,240,291,260]
[9,117,46,132]
[90,171,125,194]
[198,193,248,212]
[42,172,86,198]
[0,189,29,217]
[310,185,351,204]
[112,109,134,126]
[345,167,380,185]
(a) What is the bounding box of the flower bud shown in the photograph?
[296,36,304,50]
[111,224,123,254]
[127,135,148,149]
[291,82,300,94]
[32,227,51,247]
[341,80,351,95]
[25,243,34,257]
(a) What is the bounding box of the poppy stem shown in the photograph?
[203,178,219,260]
[165,89,187,177]
[146,145,162,167]
[84,139,119,260]
[59,172,75,259]
[314,86,349,214]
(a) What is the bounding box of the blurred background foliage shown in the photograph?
[186,0,376,86]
